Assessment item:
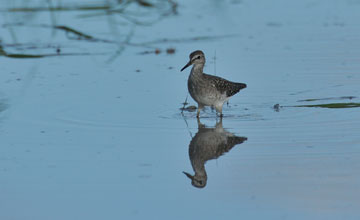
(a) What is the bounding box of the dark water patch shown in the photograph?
[298,96,357,102]
[0,99,8,113]
[266,22,283,27]
[289,90,313,95]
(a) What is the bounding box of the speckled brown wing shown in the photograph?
[203,73,247,97]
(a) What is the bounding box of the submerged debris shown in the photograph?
[166,48,176,54]
[180,105,197,112]
[138,47,175,55]
[273,103,281,112]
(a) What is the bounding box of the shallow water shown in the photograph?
[1,0,360,219]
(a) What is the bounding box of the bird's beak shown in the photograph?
[180,60,192,72]
[183,171,194,180]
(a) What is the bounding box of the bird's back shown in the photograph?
[202,73,247,97]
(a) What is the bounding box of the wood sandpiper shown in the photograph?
[181,50,247,118]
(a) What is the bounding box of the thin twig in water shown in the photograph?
[47,0,57,36]
[214,50,216,75]
[181,108,193,138]
[181,95,188,114]
[107,23,136,62]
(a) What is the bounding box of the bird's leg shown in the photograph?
[215,117,223,131]
[197,104,204,118]
[197,117,205,129]
[215,105,223,118]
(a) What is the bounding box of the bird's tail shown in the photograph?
[236,83,247,90]
[226,82,247,97]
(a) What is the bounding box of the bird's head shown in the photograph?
[183,171,207,188]
[181,50,205,72]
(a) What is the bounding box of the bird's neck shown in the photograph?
[193,163,207,178]
[191,64,204,76]
[191,157,207,177]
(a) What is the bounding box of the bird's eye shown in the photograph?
[197,56,201,59]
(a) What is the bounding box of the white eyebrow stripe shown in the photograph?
[191,56,201,61]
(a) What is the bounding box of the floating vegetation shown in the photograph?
[4,4,111,12]
[294,103,360,109]
[0,45,44,58]
[0,0,230,60]
[0,44,107,59]
[2,0,168,12]
[54,25,94,40]
[297,96,357,102]
[271,96,360,110]
[275,101,360,110]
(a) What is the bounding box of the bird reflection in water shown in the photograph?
[183,118,247,188]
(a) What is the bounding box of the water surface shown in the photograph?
[1,0,360,219]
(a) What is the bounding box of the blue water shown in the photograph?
[1,0,360,219]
